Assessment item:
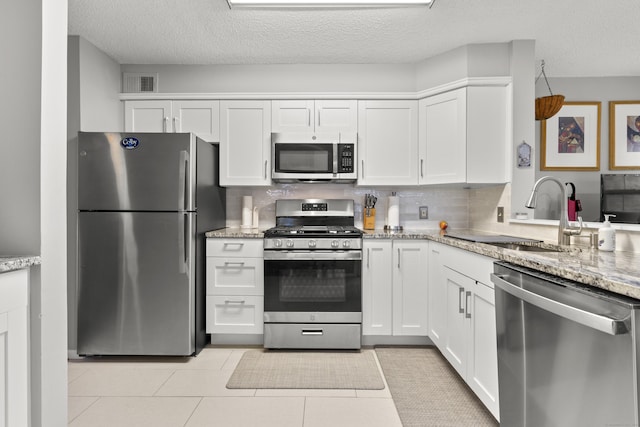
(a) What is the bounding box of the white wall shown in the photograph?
[121,63,417,93]
[67,35,122,355]
[0,0,41,256]
[533,76,640,222]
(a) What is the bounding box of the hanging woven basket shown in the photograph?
[535,94,565,121]
[535,60,565,121]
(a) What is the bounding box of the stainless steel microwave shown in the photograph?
[271,132,357,183]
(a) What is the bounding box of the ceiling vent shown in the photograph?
[122,72,159,93]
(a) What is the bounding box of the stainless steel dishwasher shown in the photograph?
[491,261,640,427]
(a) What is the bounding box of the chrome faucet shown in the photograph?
[525,176,582,245]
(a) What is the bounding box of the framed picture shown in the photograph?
[609,100,640,170]
[541,101,601,171]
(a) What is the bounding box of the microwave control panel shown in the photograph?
[338,144,355,173]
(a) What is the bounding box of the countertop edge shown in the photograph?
[0,256,41,273]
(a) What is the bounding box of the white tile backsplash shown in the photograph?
[225,184,470,231]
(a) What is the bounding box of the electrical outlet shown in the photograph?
[497,206,504,223]
[419,206,428,219]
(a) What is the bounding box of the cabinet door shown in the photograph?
[392,241,428,336]
[0,269,29,427]
[466,86,509,184]
[468,280,500,419]
[362,240,393,336]
[315,100,357,133]
[220,100,272,186]
[443,266,470,377]
[419,88,467,184]
[173,100,220,142]
[358,100,418,186]
[271,100,315,132]
[124,100,173,132]
[427,242,447,349]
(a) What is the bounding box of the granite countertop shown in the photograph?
[364,228,640,300]
[206,227,640,300]
[0,256,41,273]
[205,227,265,238]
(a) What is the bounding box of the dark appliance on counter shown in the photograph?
[263,199,363,349]
[271,132,357,182]
[76,132,225,356]
[492,261,640,426]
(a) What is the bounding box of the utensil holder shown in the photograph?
[363,208,376,230]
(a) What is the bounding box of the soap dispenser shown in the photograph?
[599,214,616,251]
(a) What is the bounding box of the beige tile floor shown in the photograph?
[68,347,403,427]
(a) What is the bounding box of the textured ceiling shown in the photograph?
[68,0,640,77]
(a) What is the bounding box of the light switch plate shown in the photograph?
[419,206,428,219]
[497,206,504,223]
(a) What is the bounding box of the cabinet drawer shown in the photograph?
[441,245,495,287]
[206,296,263,334]
[206,238,263,258]
[206,257,264,295]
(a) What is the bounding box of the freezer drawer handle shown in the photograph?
[490,273,630,336]
[301,329,323,336]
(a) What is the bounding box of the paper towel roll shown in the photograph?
[387,196,400,228]
[241,196,253,229]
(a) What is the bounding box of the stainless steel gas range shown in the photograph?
[263,199,363,350]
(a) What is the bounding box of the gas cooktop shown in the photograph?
[264,225,362,237]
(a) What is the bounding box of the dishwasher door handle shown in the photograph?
[490,273,630,336]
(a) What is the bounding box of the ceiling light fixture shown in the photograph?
[226,0,432,8]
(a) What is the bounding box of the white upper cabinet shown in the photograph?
[271,100,357,133]
[220,100,272,186]
[419,86,510,185]
[125,100,173,133]
[172,100,220,142]
[357,100,419,186]
[125,100,220,142]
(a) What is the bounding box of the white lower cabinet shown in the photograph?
[0,268,29,427]
[428,242,499,420]
[362,240,428,337]
[205,238,264,335]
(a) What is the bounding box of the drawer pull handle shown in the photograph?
[223,242,244,247]
[224,261,245,266]
[301,329,323,336]
[224,300,246,304]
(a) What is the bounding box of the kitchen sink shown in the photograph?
[486,242,563,253]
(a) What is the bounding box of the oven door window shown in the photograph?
[264,258,361,312]
[274,144,333,173]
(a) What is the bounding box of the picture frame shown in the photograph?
[609,100,640,170]
[541,101,601,171]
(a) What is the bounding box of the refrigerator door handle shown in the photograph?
[179,150,189,211]
[179,213,190,274]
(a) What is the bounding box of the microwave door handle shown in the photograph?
[332,143,338,174]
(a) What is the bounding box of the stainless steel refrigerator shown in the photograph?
[76,132,225,356]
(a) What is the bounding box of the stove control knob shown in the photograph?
[286,240,294,248]
[331,240,340,248]
[342,240,351,248]
[274,239,283,248]
[308,240,317,248]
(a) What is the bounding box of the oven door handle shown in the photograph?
[263,251,362,261]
